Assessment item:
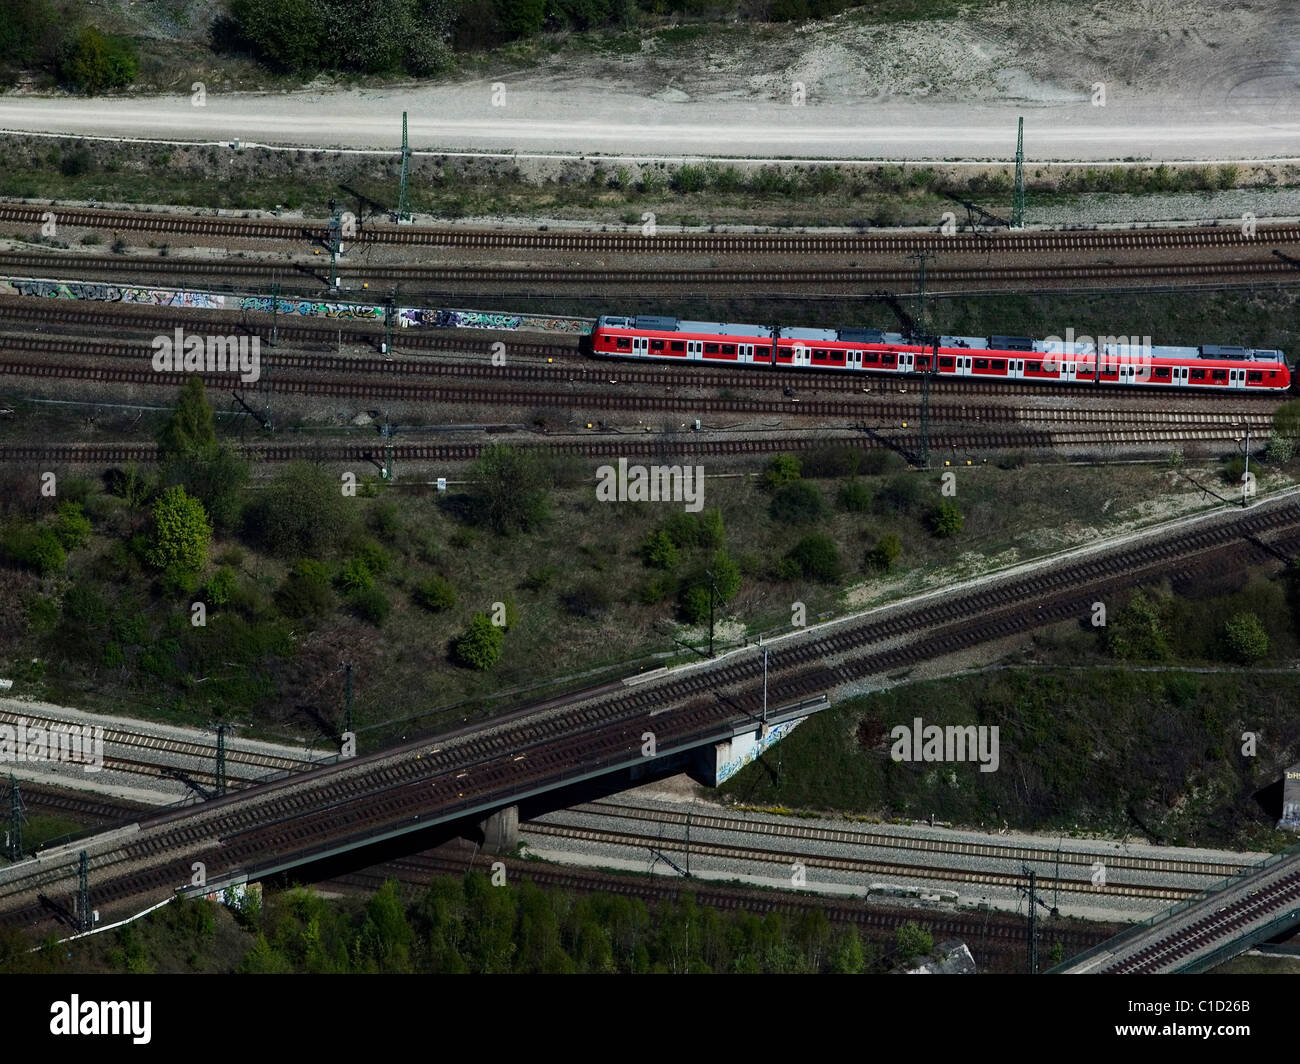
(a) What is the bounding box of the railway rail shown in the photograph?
[1,299,1288,403]
[4,251,1300,291]
[1,203,1297,256]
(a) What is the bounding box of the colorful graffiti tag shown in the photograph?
[236,296,383,320]
[6,279,224,308]
[1,276,593,335]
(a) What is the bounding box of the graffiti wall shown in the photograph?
[713,716,807,785]
[1,276,593,334]
[4,278,224,308]
[237,295,383,320]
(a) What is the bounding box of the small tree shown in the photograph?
[53,502,91,550]
[838,480,872,512]
[147,486,211,577]
[1224,611,1268,663]
[769,481,825,524]
[762,454,802,489]
[864,533,902,572]
[894,921,933,961]
[59,26,137,94]
[641,529,679,570]
[454,613,504,670]
[928,501,964,537]
[414,575,456,612]
[471,445,550,535]
[785,534,841,582]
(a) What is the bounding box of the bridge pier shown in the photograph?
[700,713,812,787]
[479,804,519,854]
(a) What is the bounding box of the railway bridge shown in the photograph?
[1051,846,1300,974]
[4,490,1300,939]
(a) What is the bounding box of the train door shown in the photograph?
[686,340,704,361]
[899,352,914,374]
[1172,365,1189,388]
[1228,367,1247,390]
[632,336,649,357]
[739,343,754,364]
[1061,361,1076,382]
[792,344,811,368]
[1007,359,1023,380]
[955,356,972,376]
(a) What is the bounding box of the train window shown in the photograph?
[882,353,895,365]
[864,353,879,364]
[991,359,1006,371]
[974,359,988,369]
[1190,369,1205,380]
[1212,370,1227,381]
[916,357,931,370]
[722,344,735,355]
[939,357,954,369]
[814,350,827,360]
[704,343,718,354]
[650,339,665,351]
[1248,371,1263,382]
[1026,360,1041,372]
[1154,367,1170,378]
[617,337,631,349]
[670,341,685,352]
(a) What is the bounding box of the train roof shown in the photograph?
[595,316,1286,363]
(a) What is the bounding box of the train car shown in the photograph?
[589,315,1291,392]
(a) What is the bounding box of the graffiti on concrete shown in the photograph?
[7,279,225,308]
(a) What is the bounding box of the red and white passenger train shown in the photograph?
[589,315,1292,392]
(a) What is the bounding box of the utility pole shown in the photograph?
[706,569,716,658]
[6,774,24,861]
[269,277,280,348]
[1026,865,1037,974]
[907,250,937,468]
[396,111,411,224]
[75,850,91,932]
[215,723,228,798]
[327,198,342,291]
[762,648,769,732]
[342,662,354,735]
[1012,116,1026,229]
[1241,421,1252,508]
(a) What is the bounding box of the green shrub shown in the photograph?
[864,533,902,572]
[414,575,456,612]
[204,567,236,607]
[275,560,334,619]
[785,535,841,582]
[53,502,92,549]
[349,586,390,626]
[873,475,920,515]
[641,529,680,569]
[454,613,504,670]
[59,26,138,94]
[3,524,66,574]
[762,454,802,489]
[1223,611,1268,663]
[928,501,963,537]
[770,481,825,524]
[838,480,872,512]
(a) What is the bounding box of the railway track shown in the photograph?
[2,493,1298,935]
[522,820,1200,903]
[1,298,1288,403]
[1,203,1297,256]
[5,251,1300,290]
